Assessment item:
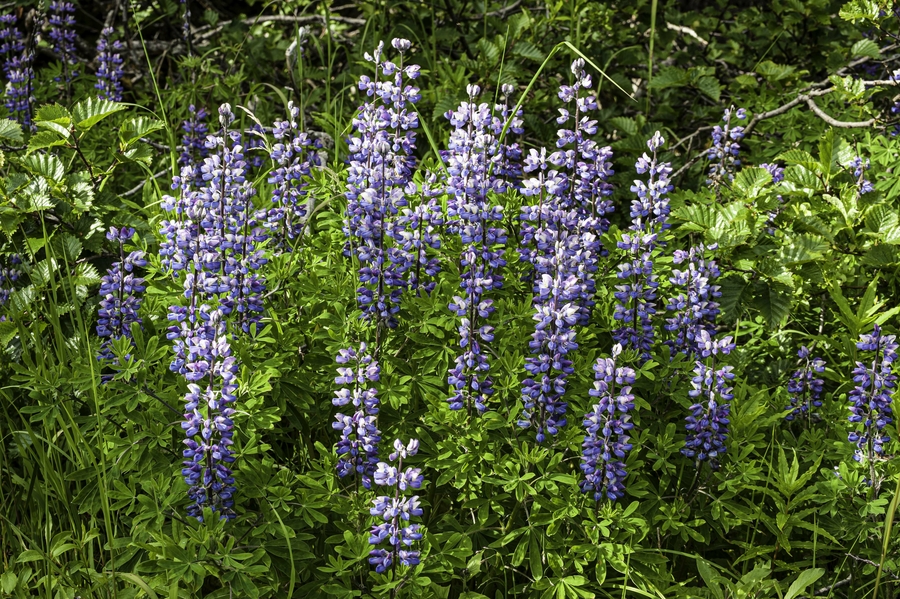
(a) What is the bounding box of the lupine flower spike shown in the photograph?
[369,438,424,572]
[96,227,146,365]
[664,244,721,357]
[95,27,124,101]
[48,2,78,83]
[445,84,508,414]
[848,325,896,470]
[785,346,826,421]
[613,131,671,358]
[0,14,33,125]
[332,344,382,489]
[849,156,874,196]
[179,105,209,181]
[580,344,636,500]
[707,106,746,186]
[344,38,423,328]
[267,101,321,244]
[682,332,736,470]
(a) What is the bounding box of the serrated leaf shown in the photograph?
[753,281,792,328]
[476,38,500,64]
[18,178,52,212]
[780,234,829,266]
[840,0,881,22]
[51,233,82,262]
[695,76,721,102]
[119,116,165,146]
[649,66,688,90]
[27,131,68,155]
[779,149,820,171]
[609,116,638,136]
[851,38,880,58]
[756,60,796,82]
[863,245,900,266]
[512,40,543,62]
[733,167,772,199]
[671,204,717,232]
[718,275,748,319]
[72,98,126,130]
[783,165,822,193]
[24,154,65,182]
[0,119,23,143]
[35,104,72,125]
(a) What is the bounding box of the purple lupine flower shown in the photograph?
[580,344,636,501]
[707,106,746,185]
[682,332,736,469]
[516,143,599,440]
[395,170,443,294]
[492,82,524,188]
[547,58,614,322]
[241,123,266,170]
[0,253,21,310]
[613,132,671,357]
[332,343,382,488]
[444,84,508,413]
[344,39,422,328]
[0,14,32,126]
[368,438,424,572]
[180,105,209,181]
[848,325,896,462]
[180,309,239,520]
[664,244,721,357]
[96,227,146,364]
[267,101,321,244]
[785,346,826,421]
[95,27,123,101]
[47,2,78,82]
[760,162,785,184]
[849,156,874,195]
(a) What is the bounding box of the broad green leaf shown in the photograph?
[753,281,792,328]
[16,549,43,563]
[756,60,796,82]
[649,66,689,90]
[733,167,772,199]
[695,76,721,102]
[35,103,71,125]
[0,119,23,143]
[780,234,828,266]
[851,38,880,58]
[784,568,825,599]
[512,40,543,62]
[24,153,65,182]
[840,0,881,21]
[718,274,748,319]
[27,130,67,155]
[119,116,165,146]
[72,97,126,130]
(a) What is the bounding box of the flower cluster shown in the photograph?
[180,310,239,520]
[785,346,826,421]
[243,123,266,170]
[517,144,601,441]
[95,27,124,101]
[47,2,78,82]
[0,254,21,313]
[267,101,321,244]
[613,132,671,357]
[179,105,209,180]
[682,332,736,469]
[848,325,896,462]
[344,38,424,328]
[707,107,746,185]
[552,59,615,235]
[332,343,382,489]
[0,14,32,125]
[760,162,785,184]
[160,104,271,518]
[580,345,636,501]
[445,84,509,413]
[96,227,146,364]
[368,439,424,572]
[664,244,721,357]
[849,156,874,196]
[493,83,524,187]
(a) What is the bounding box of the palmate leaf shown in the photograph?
[72,97,126,131]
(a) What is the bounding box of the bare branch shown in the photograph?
[805,97,875,128]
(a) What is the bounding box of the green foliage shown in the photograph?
[1,0,900,598]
